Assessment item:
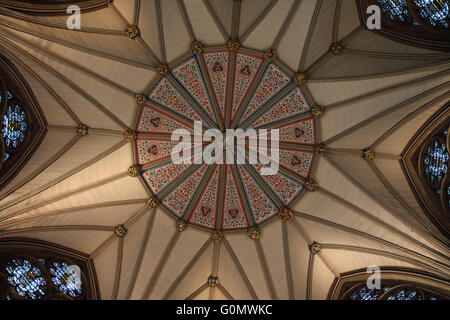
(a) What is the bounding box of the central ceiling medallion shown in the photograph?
[135,46,316,232]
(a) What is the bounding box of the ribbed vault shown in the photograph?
[0,0,448,300]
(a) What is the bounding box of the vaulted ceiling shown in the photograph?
[0,0,448,300]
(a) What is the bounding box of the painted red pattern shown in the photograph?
[172,57,217,123]
[143,161,191,195]
[240,63,291,124]
[188,166,220,229]
[279,149,315,179]
[149,77,202,122]
[136,139,179,166]
[250,87,309,128]
[252,163,304,206]
[162,164,209,217]
[202,51,229,124]
[236,165,278,224]
[231,52,263,122]
[137,104,193,134]
[222,166,249,230]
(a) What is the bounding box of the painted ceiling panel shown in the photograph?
[0,0,448,301]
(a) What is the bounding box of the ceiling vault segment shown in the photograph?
[0,139,128,212]
[141,230,181,299]
[203,0,228,42]
[239,0,278,43]
[0,0,448,301]
[0,18,155,70]
[0,35,131,129]
[324,83,449,145]
[0,134,80,207]
[125,208,157,299]
[292,210,449,273]
[317,181,449,261]
[297,0,322,72]
[0,199,149,230]
[0,172,128,223]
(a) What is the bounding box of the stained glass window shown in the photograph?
[345,283,444,300]
[413,0,449,28]
[50,261,82,298]
[423,130,448,185]
[377,0,409,22]
[5,258,47,300]
[2,104,27,149]
[1,253,89,300]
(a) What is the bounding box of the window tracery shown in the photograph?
[0,239,98,300]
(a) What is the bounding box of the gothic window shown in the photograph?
[329,267,450,300]
[360,0,450,51]
[413,0,449,28]
[377,0,409,22]
[0,239,99,300]
[419,122,449,217]
[345,283,443,300]
[0,55,46,188]
[0,0,109,15]
[423,128,448,187]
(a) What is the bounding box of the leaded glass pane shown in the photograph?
[2,104,27,148]
[377,0,409,21]
[423,133,448,185]
[5,258,47,300]
[49,261,82,298]
[414,0,449,28]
